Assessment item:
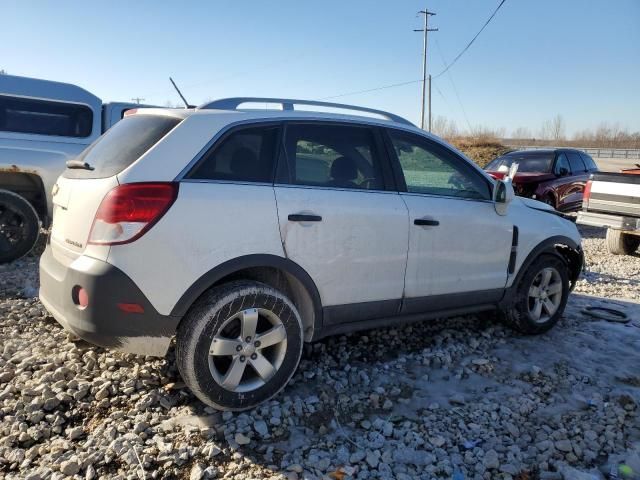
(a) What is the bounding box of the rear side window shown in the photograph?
[64,114,181,179]
[188,125,279,183]
[280,123,384,190]
[566,151,587,173]
[0,94,93,138]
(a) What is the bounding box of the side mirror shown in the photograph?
[557,167,569,177]
[494,179,515,216]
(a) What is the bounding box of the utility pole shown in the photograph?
[428,74,432,132]
[131,97,145,104]
[414,9,437,130]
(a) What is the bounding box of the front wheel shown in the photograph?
[0,190,40,264]
[606,228,640,255]
[176,281,303,411]
[502,254,569,334]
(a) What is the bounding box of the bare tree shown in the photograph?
[431,116,459,140]
[539,115,565,141]
[511,126,532,139]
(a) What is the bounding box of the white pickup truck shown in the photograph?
[577,167,640,255]
[0,74,152,263]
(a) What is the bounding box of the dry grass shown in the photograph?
[449,137,512,168]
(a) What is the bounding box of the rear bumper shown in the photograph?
[577,211,640,232]
[39,246,180,356]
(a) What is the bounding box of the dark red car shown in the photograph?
[485,148,598,212]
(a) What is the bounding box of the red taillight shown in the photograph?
[72,286,89,309]
[88,183,178,245]
[582,180,592,209]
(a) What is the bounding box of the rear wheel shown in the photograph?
[176,281,303,411]
[502,254,569,334]
[0,190,40,264]
[606,228,640,255]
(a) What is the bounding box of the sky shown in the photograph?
[1,0,639,137]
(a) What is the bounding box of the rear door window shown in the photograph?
[566,151,587,173]
[0,94,93,138]
[279,123,385,190]
[63,114,181,179]
[187,125,280,183]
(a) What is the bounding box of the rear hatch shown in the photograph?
[50,114,182,264]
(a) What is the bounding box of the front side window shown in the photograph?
[580,152,598,172]
[281,123,384,190]
[554,153,571,175]
[0,95,93,138]
[188,125,279,183]
[389,131,491,200]
[567,151,587,173]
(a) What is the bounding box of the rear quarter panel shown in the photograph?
[105,182,285,316]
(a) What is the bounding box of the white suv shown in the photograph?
[39,98,584,411]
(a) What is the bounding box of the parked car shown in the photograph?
[39,98,584,411]
[577,167,640,255]
[0,74,153,263]
[485,148,598,211]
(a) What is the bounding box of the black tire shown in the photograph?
[0,190,40,264]
[606,229,640,256]
[176,281,304,411]
[543,195,556,210]
[501,254,570,335]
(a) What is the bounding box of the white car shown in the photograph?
[39,98,584,411]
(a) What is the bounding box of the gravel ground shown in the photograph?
[1,226,639,480]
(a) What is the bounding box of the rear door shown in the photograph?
[564,150,590,210]
[385,129,512,313]
[273,122,409,324]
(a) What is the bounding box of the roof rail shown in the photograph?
[198,97,414,126]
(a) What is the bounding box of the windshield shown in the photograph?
[63,114,181,179]
[486,153,554,173]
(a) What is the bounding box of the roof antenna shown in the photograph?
[169,77,190,108]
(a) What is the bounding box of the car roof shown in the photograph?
[505,148,584,156]
[134,105,431,135]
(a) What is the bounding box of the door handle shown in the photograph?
[288,214,322,222]
[414,218,439,226]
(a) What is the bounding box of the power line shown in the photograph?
[318,0,507,102]
[435,40,472,132]
[319,79,423,101]
[432,0,507,79]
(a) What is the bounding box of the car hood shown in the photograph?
[487,171,555,183]
[518,196,555,212]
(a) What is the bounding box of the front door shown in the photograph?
[385,129,513,314]
[274,122,409,323]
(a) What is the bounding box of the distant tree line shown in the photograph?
[432,114,640,149]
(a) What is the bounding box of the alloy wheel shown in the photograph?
[208,308,288,393]
[527,267,563,323]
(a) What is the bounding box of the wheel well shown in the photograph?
[554,243,583,288]
[0,172,47,225]
[189,266,318,343]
